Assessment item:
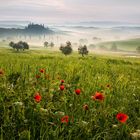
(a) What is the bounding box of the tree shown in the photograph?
[9,41,29,51]
[50,42,54,47]
[78,45,89,57]
[44,41,49,47]
[110,43,118,51]
[136,46,140,53]
[59,41,73,55]
[22,42,29,50]
[9,41,15,48]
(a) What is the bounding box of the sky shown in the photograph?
[0,0,140,24]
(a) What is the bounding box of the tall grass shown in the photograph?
[0,49,140,140]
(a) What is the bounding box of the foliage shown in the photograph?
[44,41,49,47]
[78,45,89,56]
[50,42,54,47]
[59,41,73,55]
[9,41,29,51]
[44,42,54,48]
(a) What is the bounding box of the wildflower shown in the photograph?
[36,75,40,79]
[40,108,48,113]
[24,119,28,123]
[91,92,104,101]
[40,69,45,73]
[116,113,128,123]
[130,130,140,139]
[61,80,64,83]
[112,124,118,128]
[13,101,23,106]
[75,89,81,95]
[83,104,89,110]
[34,93,41,103]
[60,85,65,91]
[81,121,89,126]
[55,111,65,116]
[61,115,69,123]
[0,69,4,76]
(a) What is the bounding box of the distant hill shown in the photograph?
[97,38,140,51]
[0,23,54,37]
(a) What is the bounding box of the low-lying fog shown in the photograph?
[0,21,140,54]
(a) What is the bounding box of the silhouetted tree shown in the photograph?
[9,41,15,48]
[78,45,89,57]
[59,41,72,55]
[9,41,29,51]
[50,42,54,47]
[44,41,49,47]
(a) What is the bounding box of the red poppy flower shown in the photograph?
[60,85,65,91]
[83,104,89,110]
[61,80,64,83]
[34,93,41,103]
[75,89,81,95]
[40,69,45,73]
[61,115,69,123]
[92,92,104,101]
[0,69,4,76]
[116,113,128,123]
[36,75,41,79]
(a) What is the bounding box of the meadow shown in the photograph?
[0,46,140,140]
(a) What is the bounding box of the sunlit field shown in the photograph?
[0,46,140,140]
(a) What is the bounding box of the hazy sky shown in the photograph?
[0,0,140,23]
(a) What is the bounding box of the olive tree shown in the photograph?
[78,45,89,57]
[59,41,73,55]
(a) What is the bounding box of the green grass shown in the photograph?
[97,38,140,51]
[0,47,140,140]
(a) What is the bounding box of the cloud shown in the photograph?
[0,0,140,23]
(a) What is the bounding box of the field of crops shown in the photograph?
[0,47,140,140]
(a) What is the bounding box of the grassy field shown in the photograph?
[0,47,140,140]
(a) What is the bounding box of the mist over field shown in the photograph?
[0,21,140,54]
[1,1,140,139]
